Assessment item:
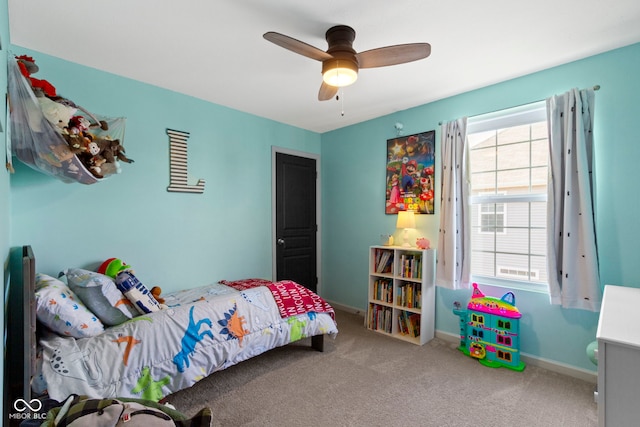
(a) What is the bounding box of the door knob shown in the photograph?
[277,238,285,246]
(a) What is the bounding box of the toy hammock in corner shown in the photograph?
[7,56,131,184]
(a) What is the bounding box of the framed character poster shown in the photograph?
[385,130,435,214]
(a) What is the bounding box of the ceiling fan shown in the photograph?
[263,25,431,101]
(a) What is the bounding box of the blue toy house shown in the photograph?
[453,283,525,371]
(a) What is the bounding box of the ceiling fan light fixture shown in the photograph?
[264,25,431,101]
[322,59,358,87]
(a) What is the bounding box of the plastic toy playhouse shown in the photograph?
[453,283,525,371]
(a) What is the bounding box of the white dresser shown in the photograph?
[596,285,640,426]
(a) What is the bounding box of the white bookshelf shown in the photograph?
[366,245,436,345]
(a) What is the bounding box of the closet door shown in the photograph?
[275,152,317,292]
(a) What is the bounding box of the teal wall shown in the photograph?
[9,48,322,290]
[321,42,640,373]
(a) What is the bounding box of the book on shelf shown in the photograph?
[405,311,415,337]
[369,303,393,333]
[398,310,421,338]
[373,278,393,303]
[409,313,421,337]
[374,249,394,274]
[396,282,422,309]
[398,314,408,335]
[399,253,422,279]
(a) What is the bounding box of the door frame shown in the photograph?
[271,146,322,294]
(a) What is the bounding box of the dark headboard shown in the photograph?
[4,245,36,420]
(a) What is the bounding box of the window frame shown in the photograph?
[467,101,549,294]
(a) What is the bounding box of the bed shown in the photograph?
[5,245,338,406]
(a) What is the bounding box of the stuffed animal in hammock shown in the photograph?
[84,138,134,178]
[94,138,135,164]
[15,54,56,97]
[16,55,108,131]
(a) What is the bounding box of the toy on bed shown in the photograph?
[116,270,166,313]
[97,257,132,278]
[98,257,166,310]
[453,283,525,371]
[151,286,165,304]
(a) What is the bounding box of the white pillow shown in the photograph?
[35,274,104,338]
[65,268,139,325]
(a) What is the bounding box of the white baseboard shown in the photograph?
[435,330,597,384]
[327,301,597,384]
[325,300,366,316]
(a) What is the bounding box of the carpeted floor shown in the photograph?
[166,309,598,427]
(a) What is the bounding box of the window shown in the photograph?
[497,350,512,362]
[497,319,512,330]
[497,335,513,346]
[479,199,505,233]
[467,101,548,292]
[471,313,484,324]
[471,328,485,338]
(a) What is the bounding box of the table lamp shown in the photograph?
[396,210,416,247]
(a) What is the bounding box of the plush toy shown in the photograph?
[16,55,76,129]
[16,54,109,131]
[64,135,91,156]
[62,126,96,157]
[94,138,135,164]
[151,286,165,305]
[416,237,431,249]
[98,258,166,308]
[54,97,109,131]
[16,55,57,97]
[62,132,133,178]
[66,116,92,135]
[115,271,163,314]
[81,138,133,178]
[98,258,132,278]
[38,97,77,130]
[63,134,106,178]
[80,151,107,178]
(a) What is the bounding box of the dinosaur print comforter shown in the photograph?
[35,282,338,401]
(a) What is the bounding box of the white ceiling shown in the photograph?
[8,0,640,133]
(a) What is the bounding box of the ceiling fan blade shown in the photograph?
[356,43,431,68]
[318,81,339,101]
[263,31,333,61]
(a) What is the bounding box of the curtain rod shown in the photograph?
[438,85,600,125]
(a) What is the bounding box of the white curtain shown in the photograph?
[436,118,471,289]
[546,88,601,311]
